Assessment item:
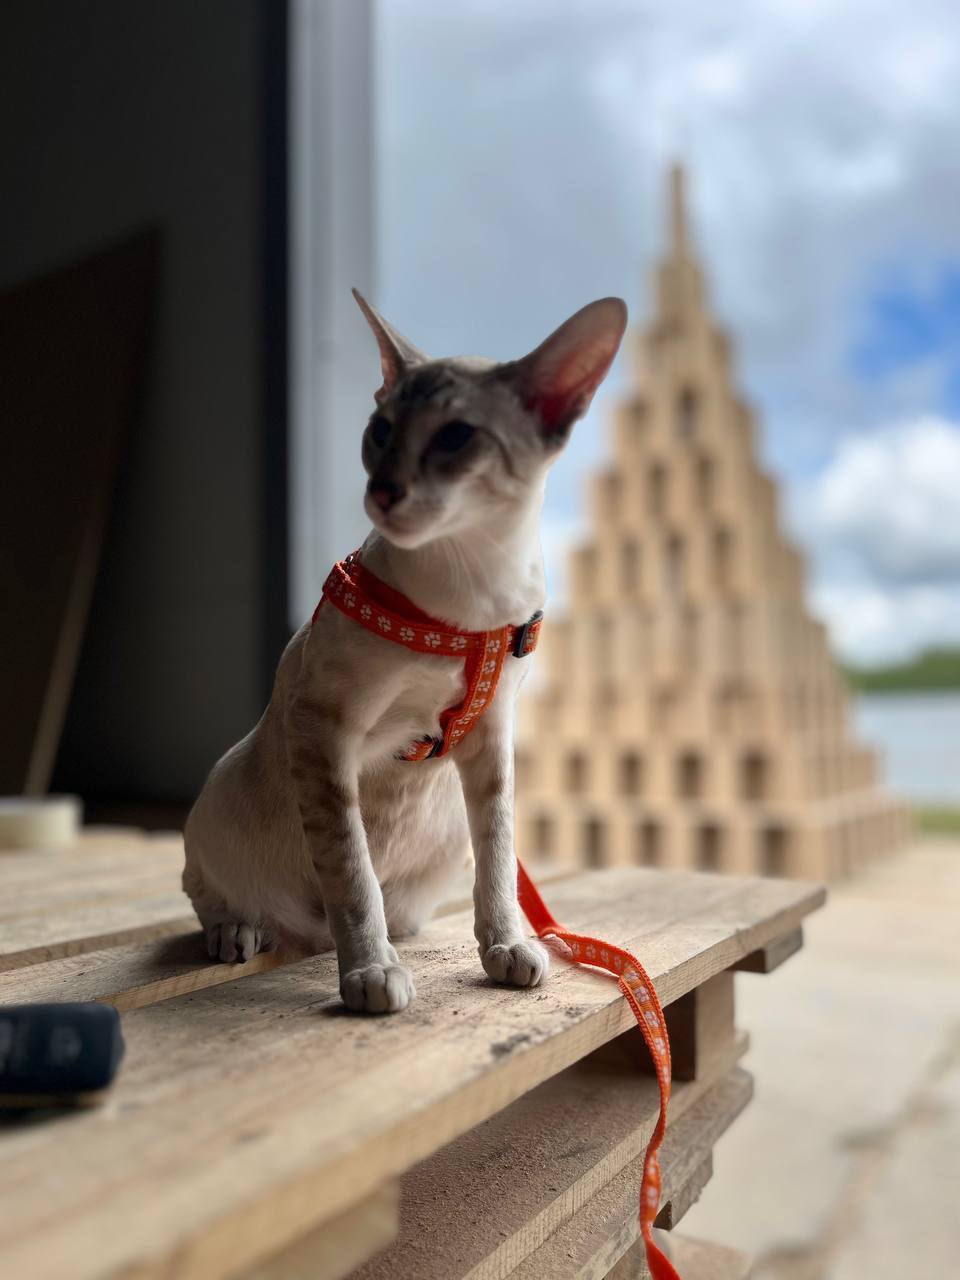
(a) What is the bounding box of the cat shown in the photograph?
[182,290,627,1013]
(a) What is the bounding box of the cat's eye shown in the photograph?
[429,420,476,453]
[367,416,391,448]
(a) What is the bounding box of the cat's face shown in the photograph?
[360,358,554,548]
[354,291,627,550]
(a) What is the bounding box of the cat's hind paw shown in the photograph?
[206,922,269,964]
[341,962,416,1014]
[481,939,549,988]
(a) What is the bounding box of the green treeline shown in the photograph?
[843,647,960,692]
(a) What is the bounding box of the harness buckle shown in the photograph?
[396,734,443,763]
[512,610,544,658]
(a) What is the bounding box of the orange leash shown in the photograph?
[517,860,681,1280]
[312,551,678,1273]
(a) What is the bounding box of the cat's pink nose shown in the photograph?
[368,480,406,512]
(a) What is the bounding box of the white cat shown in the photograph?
[183,291,626,1012]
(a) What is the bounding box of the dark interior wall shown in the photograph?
[0,1,284,807]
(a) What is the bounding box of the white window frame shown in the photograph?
[288,0,376,626]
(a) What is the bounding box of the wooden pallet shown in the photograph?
[0,829,190,970]
[610,1234,752,1280]
[0,829,822,1279]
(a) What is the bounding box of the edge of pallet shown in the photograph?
[507,1067,754,1280]
[731,927,804,975]
[349,1029,749,1280]
[240,1183,400,1280]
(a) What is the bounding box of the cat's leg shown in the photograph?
[383,847,466,939]
[285,689,415,1014]
[182,851,273,963]
[455,704,549,988]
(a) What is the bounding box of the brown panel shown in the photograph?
[0,231,158,792]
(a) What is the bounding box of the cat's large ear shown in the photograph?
[502,297,627,442]
[352,288,427,403]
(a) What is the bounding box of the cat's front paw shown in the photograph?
[481,939,549,988]
[206,922,270,964]
[341,962,416,1014]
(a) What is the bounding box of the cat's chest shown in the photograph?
[363,659,464,756]
[361,654,521,763]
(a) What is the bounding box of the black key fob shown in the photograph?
[0,1003,124,1098]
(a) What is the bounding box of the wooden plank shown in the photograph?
[0,846,184,908]
[0,868,820,1280]
[654,1152,713,1230]
[0,833,190,972]
[608,1233,751,1280]
[0,932,288,1012]
[731,926,803,974]
[0,901,196,973]
[668,1234,751,1280]
[0,831,183,887]
[0,841,568,980]
[509,1068,754,1279]
[0,865,184,917]
[0,869,576,1008]
[242,1184,399,1280]
[665,970,736,1082]
[350,1030,747,1280]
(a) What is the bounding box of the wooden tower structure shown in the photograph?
[515,167,909,879]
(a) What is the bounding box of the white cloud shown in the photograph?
[798,418,960,661]
[813,419,960,582]
[811,580,960,665]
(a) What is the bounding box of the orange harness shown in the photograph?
[314,551,680,1280]
[319,550,543,760]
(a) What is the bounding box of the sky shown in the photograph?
[375,0,960,664]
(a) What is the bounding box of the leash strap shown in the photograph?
[517,860,681,1280]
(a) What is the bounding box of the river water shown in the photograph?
[854,692,960,805]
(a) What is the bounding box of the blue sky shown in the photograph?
[376,0,960,663]
[854,269,960,411]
